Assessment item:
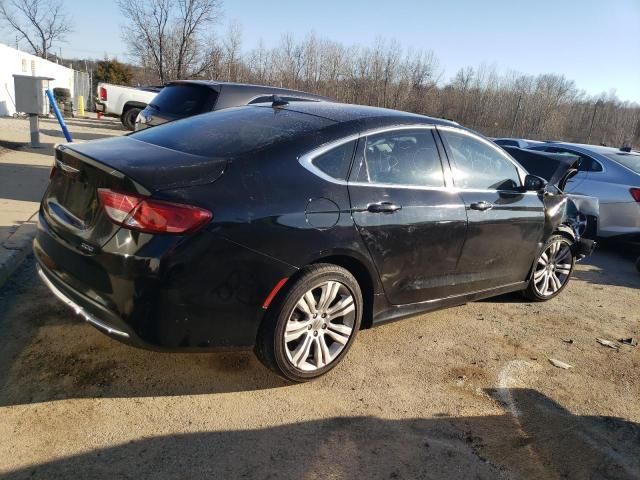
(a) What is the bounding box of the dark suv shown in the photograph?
[134,81,332,131]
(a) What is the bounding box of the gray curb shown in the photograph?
[0,212,38,289]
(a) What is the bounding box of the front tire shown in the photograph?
[256,264,362,382]
[523,235,575,301]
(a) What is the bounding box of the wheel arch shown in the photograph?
[122,101,147,113]
[310,253,378,329]
[554,224,577,242]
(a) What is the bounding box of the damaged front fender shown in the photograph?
[542,193,596,260]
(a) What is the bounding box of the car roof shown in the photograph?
[166,80,332,101]
[255,101,459,129]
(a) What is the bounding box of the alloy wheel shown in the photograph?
[283,281,356,372]
[533,239,573,297]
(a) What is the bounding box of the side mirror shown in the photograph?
[523,174,547,192]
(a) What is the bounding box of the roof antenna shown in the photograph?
[271,95,289,108]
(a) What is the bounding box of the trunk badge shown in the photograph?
[79,242,97,253]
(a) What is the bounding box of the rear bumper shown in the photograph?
[36,262,150,348]
[34,211,298,351]
[597,202,640,237]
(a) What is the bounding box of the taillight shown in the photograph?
[630,188,640,202]
[99,87,107,101]
[97,189,212,234]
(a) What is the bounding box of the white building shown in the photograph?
[0,43,79,116]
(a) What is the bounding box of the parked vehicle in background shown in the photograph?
[96,83,162,130]
[494,137,543,148]
[527,142,640,241]
[35,101,594,382]
[134,81,332,131]
[504,146,599,239]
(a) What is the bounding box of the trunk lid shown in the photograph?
[43,138,225,251]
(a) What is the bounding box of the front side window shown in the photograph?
[312,140,356,181]
[442,130,521,190]
[354,130,444,187]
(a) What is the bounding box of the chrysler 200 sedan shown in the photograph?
[35,101,594,381]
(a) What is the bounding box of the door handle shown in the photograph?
[367,202,402,213]
[469,201,493,211]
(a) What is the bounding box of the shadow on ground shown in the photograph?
[0,163,50,203]
[486,244,640,305]
[2,388,638,480]
[0,260,287,408]
[0,141,56,157]
[572,243,640,289]
[50,118,126,131]
[39,129,117,141]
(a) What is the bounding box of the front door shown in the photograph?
[348,127,468,305]
[438,127,545,292]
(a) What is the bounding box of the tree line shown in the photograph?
[2,0,638,146]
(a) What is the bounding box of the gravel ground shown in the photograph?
[0,245,638,479]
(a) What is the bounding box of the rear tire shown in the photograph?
[522,235,575,301]
[255,264,362,382]
[121,107,141,131]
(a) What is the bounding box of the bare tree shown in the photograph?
[116,20,640,146]
[0,0,71,59]
[222,20,242,82]
[117,0,221,83]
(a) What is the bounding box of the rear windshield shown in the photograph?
[148,84,217,115]
[131,106,334,157]
[604,152,640,174]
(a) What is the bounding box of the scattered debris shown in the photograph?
[618,337,638,347]
[561,338,574,344]
[596,338,619,350]
[548,358,573,369]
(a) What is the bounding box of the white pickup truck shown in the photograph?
[95,83,163,130]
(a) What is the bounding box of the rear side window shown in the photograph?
[496,140,519,147]
[546,147,603,172]
[604,152,640,174]
[442,130,521,190]
[131,106,333,157]
[149,84,217,115]
[355,129,444,187]
[312,140,356,180]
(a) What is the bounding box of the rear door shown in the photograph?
[348,127,468,305]
[438,127,545,291]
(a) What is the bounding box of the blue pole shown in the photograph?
[45,89,73,142]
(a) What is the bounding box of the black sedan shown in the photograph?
[35,101,594,381]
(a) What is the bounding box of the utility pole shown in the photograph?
[587,99,603,144]
[510,94,522,137]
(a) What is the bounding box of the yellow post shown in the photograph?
[78,95,85,117]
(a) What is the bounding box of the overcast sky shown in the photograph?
[2,0,639,102]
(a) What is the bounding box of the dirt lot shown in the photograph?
[0,242,638,478]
